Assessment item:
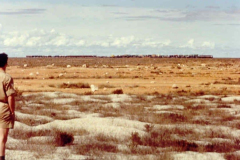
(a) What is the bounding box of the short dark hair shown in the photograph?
[0,53,8,67]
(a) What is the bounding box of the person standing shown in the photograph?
[0,53,15,160]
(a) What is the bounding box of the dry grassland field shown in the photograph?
[5,57,240,160]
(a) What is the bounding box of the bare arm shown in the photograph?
[8,95,15,114]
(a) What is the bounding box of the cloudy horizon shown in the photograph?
[0,0,239,58]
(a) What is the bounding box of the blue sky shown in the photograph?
[0,0,239,57]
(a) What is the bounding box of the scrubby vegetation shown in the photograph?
[56,82,90,89]
[5,57,240,159]
[7,91,240,159]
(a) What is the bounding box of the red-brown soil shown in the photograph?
[7,57,240,95]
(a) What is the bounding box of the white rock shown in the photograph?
[82,64,88,68]
[172,84,178,89]
[102,65,108,68]
[29,73,34,76]
[67,65,71,68]
[201,63,207,67]
[153,105,184,110]
[221,96,240,102]
[90,84,98,92]
[198,95,220,99]
[23,64,28,67]
[46,65,53,68]
[174,152,225,160]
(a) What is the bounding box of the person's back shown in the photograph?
[0,53,16,160]
[0,71,14,104]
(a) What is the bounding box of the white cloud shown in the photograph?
[202,41,215,49]
[180,39,195,49]
[141,39,171,48]
[162,39,172,46]
[111,36,135,48]
[0,29,173,50]
[2,29,71,47]
[48,35,69,46]
[188,39,194,47]
[75,40,86,46]
[0,28,234,58]
[25,37,41,47]
[180,39,216,49]
[3,34,28,46]
[100,42,110,48]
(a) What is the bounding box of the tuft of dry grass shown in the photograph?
[53,129,74,146]
[224,153,240,160]
[9,91,240,159]
[10,128,53,140]
[73,141,118,155]
[98,84,115,89]
[57,82,90,89]
[112,89,123,94]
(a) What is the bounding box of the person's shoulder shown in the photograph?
[5,72,12,77]
[2,73,13,82]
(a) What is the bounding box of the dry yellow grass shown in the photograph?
[7,57,240,95]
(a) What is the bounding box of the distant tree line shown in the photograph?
[26,54,213,58]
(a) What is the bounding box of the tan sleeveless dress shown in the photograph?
[0,70,15,129]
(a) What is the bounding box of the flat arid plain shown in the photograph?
[5,57,240,159]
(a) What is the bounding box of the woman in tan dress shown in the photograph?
[0,53,15,160]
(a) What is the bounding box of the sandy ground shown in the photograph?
[7,58,240,95]
[3,57,240,160]
[7,92,240,160]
